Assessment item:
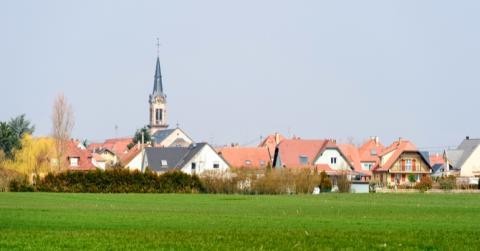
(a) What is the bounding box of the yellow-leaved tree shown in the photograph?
[3,134,56,180]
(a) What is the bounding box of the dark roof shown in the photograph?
[420,151,430,165]
[152,128,195,146]
[432,163,444,173]
[446,138,480,168]
[152,57,164,96]
[144,143,207,172]
[152,129,176,144]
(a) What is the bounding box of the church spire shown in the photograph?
[152,56,164,95]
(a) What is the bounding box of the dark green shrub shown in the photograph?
[319,171,332,192]
[35,169,202,193]
[9,176,34,192]
[408,174,416,184]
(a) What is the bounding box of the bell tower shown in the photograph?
[149,54,168,135]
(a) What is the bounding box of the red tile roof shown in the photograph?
[87,137,133,159]
[338,144,362,172]
[275,139,336,168]
[218,147,271,168]
[358,138,384,164]
[429,153,445,166]
[65,140,95,171]
[374,140,418,172]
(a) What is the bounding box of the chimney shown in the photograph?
[275,132,280,144]
[466,136,470,140]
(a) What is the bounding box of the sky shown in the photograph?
[1,1,479,151]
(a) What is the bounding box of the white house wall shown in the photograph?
[460,146,480,177]
[314,149,351,170]
[181,146,229,175]
[125,150,145,172]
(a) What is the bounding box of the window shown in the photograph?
[213,162,220,169]
[259,160,266,166]
[370,149,377,156]
[299,156,308,165]
[155,109,163,124]
[405,159,412,171]
[245,160,252,166]
[161,160,168,166]
[331,157,337,164]
[69,157,79,167]
[191,162,196,170]
[362,163,373,171]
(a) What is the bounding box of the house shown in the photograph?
[140,143,230,174]
[358,137,384,173]
[429,153,447,177]
[87,137,133,161]
[121,145,144,171]
[91,148,117,169]
[273,138,354,174]
[338,144,368,180]
[151,128,194,147]
[372,139,432,186]
[217,146,271,168]
[444,136,480,177]
[64,140,95,171]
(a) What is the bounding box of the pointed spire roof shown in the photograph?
[152,56,164,96]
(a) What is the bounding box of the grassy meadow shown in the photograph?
[0,193,479,250]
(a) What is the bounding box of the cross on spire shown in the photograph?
[156,38,161,57]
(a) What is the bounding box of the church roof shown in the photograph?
[152,57,164,97]
[152,129,176,144]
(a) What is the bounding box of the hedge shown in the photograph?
[10,169,203,193]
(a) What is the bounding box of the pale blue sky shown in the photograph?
[1,1,479,150]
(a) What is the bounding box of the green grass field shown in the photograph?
[0,193,479,250]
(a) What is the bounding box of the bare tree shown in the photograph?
[51,94,75,171]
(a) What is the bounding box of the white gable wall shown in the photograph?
[181,145,229,175]
[314,148,351,170]
[460,146,480,177]
[124,150,145,172]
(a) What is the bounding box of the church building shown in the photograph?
[148,55,194,147]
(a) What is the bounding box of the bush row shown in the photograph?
[10,169,203,193]
[201,168,328,195]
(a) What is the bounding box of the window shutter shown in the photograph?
[401,159,405,171]
[412,159,416,171]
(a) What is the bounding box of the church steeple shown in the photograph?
[148,42,168,134]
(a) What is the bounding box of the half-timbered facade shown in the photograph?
[373,140,432,186]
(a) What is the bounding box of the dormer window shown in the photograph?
[69,157,79,167]
[161,160,168,166]
[299,155,308,165]
[245,160,252,166]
